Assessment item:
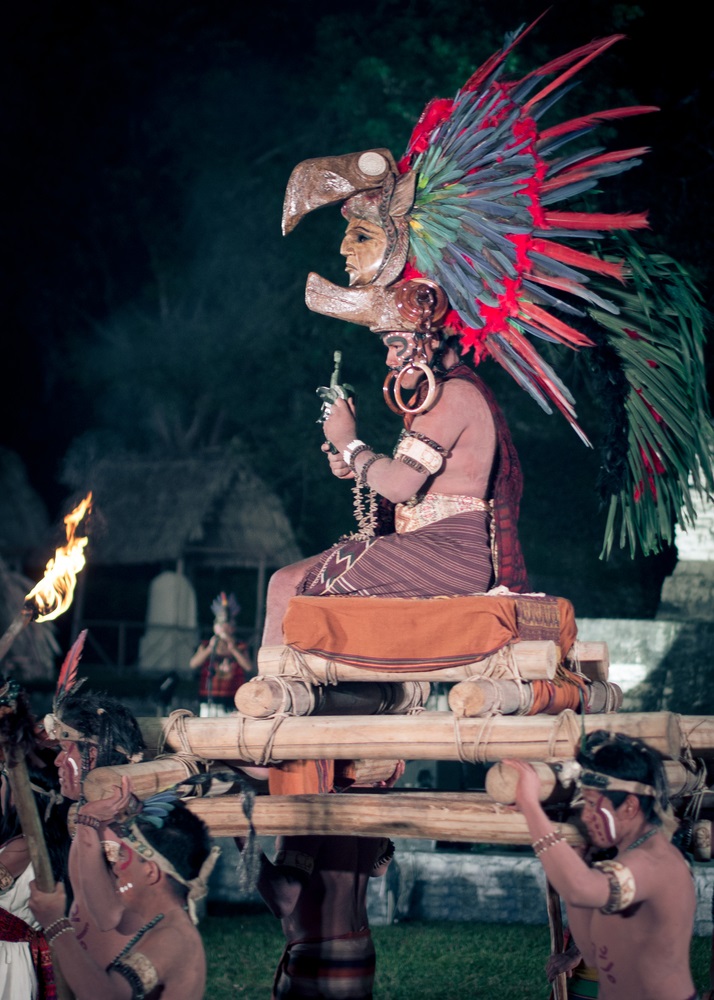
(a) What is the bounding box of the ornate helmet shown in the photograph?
[283,20,713,558]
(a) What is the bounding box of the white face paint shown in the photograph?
[67,757,79,777]
[599,803,617,841]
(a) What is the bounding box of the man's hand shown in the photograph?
[79,776,137,824]
[29,880,67,928]
[323,397,357,454]
[321,441,355,480]
[501,759,542,811]
[546,947,582,981]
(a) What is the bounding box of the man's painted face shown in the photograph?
[55,740,84,801]
[580,789,619,848]
[340,218,388,286]
[382,332,419,371]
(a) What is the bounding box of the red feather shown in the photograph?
[461,13,548,94]
[543,210,650,231]
[531,239,627,280]
[541,148,651,191]
[519,300,596,348]
[539,106,659,142]
[56,629,88,701]
[523,35,624,113]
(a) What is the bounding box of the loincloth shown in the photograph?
[272,928,376,1000]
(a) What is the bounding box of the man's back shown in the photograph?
[582,838,696,999]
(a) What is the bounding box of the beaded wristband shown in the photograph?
[43,915,70,938]
[347,444,371,472]
[358,453,388,488]
[76,813,103,830]
[534,832,566,857]
[45,919,73,945]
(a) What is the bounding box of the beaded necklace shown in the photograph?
[111,913,164,964]
[625,827,657,852]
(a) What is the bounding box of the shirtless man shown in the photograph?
[253,834,394,1000]
[43,688,145,968]
[507,730,697,1000]
[28,782,213,1000]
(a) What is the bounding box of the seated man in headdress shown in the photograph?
[507,731,697,1000]
[266,26,713,649]
[28,783,216,1000]
[262,177,529,644]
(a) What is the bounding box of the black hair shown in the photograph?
[136,803,211,899]
[577,730,669,825]
[59,689,145,768]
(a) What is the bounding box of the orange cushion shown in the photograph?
[283,593,576,671]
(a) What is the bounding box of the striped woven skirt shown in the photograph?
[272,928,376,999]
[299,510,493,598]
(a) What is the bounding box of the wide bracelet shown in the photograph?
[342,439,367,466]
[45,918,73,945]
[347,444,371,471]
[76,813,103,830]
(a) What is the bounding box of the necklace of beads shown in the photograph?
[112,913,164,963]
[625,827,657,852]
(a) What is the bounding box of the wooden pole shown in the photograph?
[235,677,430,718]
[485,758,702,806]
[184,791,587,844]
[546,882,568,1000]
[137,710,682,763]
[258,641,558,682]
[0,605,36,663]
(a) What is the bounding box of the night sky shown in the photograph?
[2,0,711,616]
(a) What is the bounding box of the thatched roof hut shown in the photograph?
[63,445,302,570]
[60,444,302,657]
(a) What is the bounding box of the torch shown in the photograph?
[0,493,91,1000]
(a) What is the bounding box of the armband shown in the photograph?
[273,849,315,877]
[394,435,444,475]
[0,861,15,892]
[592,859,636,913]
[111,953,159,999]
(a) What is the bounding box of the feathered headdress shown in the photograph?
[210,592,240,624]
[108,777,221,924]
[283,20,713,558]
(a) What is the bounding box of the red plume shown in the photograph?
[55,629,88,703]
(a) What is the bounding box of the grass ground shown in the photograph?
[202,908,712,999]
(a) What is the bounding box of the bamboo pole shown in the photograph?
[235,677,430,719]
[83,756,199,801]
[258,641,558,683]
[448,677,622,718]
[82,756,405,801]
[184,791,586,845]
[137,711,682,763]
[569,641,609,682]
[677,716,714,758]
[485,758,705,806]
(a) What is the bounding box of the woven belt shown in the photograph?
[395,493,492,534]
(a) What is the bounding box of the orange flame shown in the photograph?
[26,493,93,622]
